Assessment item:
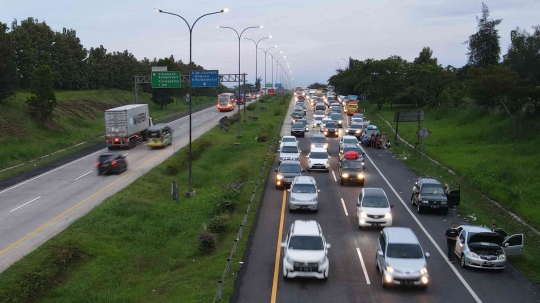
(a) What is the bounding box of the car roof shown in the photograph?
[291,220,322,236]
[99,152,117,157]
[312,133,325,138]
[294,176,316,185]
[280,160,301,166]
[282,142,299,147]
[459,225,491,233]
[342,135,358,140]
[343,143,361,148]
[419,177,442,184]
[281,135,296,140]
[383,227,420,244]
[362,188,387,198]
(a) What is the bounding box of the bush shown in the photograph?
[197,232,216,254]
[256,134,268,142]
[207,215,229,235]
[214,198,238,214]
[274,108,282,116]
[164,164,178,176]
[246,103,256,111]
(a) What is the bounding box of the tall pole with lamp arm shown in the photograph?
[243,36,271,91]
[258,45,277,93]
[269,51,283,89]
[218,25,262,128]
[155,7,227,198]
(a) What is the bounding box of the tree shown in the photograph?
[0,22,17,101]
[307,82,327,89]
[467,65,524,133]
[25,65,57,124]
[504,25,540,115]
[255,77,262,91]
[413,47,437,65]
[466,3,502,67]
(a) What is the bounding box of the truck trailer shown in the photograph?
[104,104,153,150]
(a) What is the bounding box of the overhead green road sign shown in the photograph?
[265,83,272,88]
[152,71,181,88]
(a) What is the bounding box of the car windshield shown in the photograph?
[312,137,326,143]
[386,244,424,259]
[289,236,324,250]
[282,137,296,143]
[298,120,308,126]
[362,197,389,208]
[279,164,302,173]
[281,146,299,153]
[292,123,304,128]
[350,124,362,129]
[327,122,337,127]
[310,152,328,159]
[342,160,363,169]
[421,184,445,195]
[315,110,324,115]
[331,113,342,120]
[292,184,316,193]
[344,138,358,144]
[99,154,114,162]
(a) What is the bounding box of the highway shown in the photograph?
[0,103,240,272]
[231,96,540,303]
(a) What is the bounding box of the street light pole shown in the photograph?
[277,57,286,89]
[155,7,227,198]
[243,36,271,91]
[218,25,262,130]
[269,51,283,89]
[258,45,277,92]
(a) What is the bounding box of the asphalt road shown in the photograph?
[231,96,540,303]
[0,102,250,272]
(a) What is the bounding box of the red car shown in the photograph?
[268,89,276,95]
[235,95,245,105]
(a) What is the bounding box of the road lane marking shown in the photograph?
[193,120,197,123]
[10,197,40,212]
[0,115,223,256]
[74,171,92,181]
[340,198,349,216]
[179,125,186,129]
[331,170,337,182]
[271,189,287,303]
[363,151,482,303]
[356,247,371,284]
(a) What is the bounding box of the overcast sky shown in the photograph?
[2,0,540,88]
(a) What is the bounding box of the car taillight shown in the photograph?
[114,138,120,142]
[111,160,117,166]
[95,161,100,166]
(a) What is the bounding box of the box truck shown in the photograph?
[104,104,153,150]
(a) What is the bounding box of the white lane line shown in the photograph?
[203,115,206,118]
[340,198,349,216]
[0,150,105,195]
[74,171,93,181]
[193,120,197,123]
[179,125,186,129]
[356,248,371,284]
[364,153,482,303]
[10,197,41,212]
[331,170,337,182]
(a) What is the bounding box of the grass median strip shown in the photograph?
[0,95,291,302]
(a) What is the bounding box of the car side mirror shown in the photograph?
[377,251,384,256]
[504,243,509,247]
[287,189,291,192]
[317,189,321,193]
[301,169,306,172]
[328,156,332,158]
[390,205,394,208]
[281,242,287,248]
[425,252,430,258]
[356,202,360,207]
[326,243,331,249]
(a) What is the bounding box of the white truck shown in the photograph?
[104,104,153,150]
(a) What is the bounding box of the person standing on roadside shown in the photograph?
[445,223,458,263]
[491,223,498,232]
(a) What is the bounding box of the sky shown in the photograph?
[2,0,540,88]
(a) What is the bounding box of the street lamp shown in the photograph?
[258,45,277,92]
[155,7,228,198]
[339,57,348,69]
[243,35,271,91]
[218,25,263,129]
[334,61,342,70]
[276,56,286,90]
[269,51,283,89]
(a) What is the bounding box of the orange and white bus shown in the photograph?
[217,93,236,112]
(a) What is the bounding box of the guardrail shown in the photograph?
[212,96,288,302]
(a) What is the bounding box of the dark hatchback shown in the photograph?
[323,121,339,137]
[275,160,305,189]
[96,152,127,175]
[291,122,306,137]
[339,158,365,185]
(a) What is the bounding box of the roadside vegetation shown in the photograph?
[0,94,290,302]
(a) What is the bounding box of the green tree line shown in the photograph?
[328,3,540,133]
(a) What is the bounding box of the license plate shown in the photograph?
[431,205,439,208]
[301,206,307,210]
[401,280,414,286]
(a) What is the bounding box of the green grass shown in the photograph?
[0,90,217,180]
[0,94,290,302]
[366,102,540,283]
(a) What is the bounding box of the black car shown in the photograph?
[96,152,127,175]
[275,160,305,189]
[347,123,364,139]
[339,144,365,166]
[323,121,339,137]
[339,158,365,185]
[411,176,460,215]
[291,111,304,124]
[330,112,344,128]
[291,122,306,137]
[297,119,309,132]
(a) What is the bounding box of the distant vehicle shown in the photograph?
[323,121,338,137]
[146,123,173,148]
[96,152,128,175]
[310,133,328,150]
[339,156,365,185]
[411,176,460,215]
[235,95,245,105]
[268,88,276,95]
[291,111,304,124]
[330,112,344,128]
[291,122,306,137]
[217,93,236,112]
[297,119,310,132]
[339,143,365,164]
[105,104,152,150]
[347,123,364,139]
[339,135,360,152]
[346,100,358,115]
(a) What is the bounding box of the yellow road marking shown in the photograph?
[0,116,221,255]
[271,189,287,303]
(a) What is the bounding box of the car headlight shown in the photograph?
[338,120,342,124]
[286,255,293,263]
[342,173,349,178]
[420,267,428,275]
[356,130,361,133]
[441,201,447,205]
[311,197,318,202]
[311,144,316,148]
[498,254,506,260]
[386,265,394,273]
[360,212,367,218]
[357,173,364,179]
[324,144,328,149]
[384,212,392,219]
[468,251,479,258]
[324,131,328,134]
[421,200,429,204]
[290,196,296,202]
[319,256,327,264]
[277,175,283,180]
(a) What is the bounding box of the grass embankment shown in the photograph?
[366,103,540,283]
[0,94,290,302]
[0,90,216,180]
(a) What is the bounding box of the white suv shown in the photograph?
[288,176,320,212]
[281,220,331,280]
[307,147,331,172]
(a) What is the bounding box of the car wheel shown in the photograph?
[283,268,289,279]
[417,204,423,214]
[323,269,328,280]
[276,185,281,190]
[441,208,449,215]
[411,195,416,206]
[381,274,388,289]
[97,170,102,176]
[460,254,467,268]
[360,182,365,186]
[340,179,343,185]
